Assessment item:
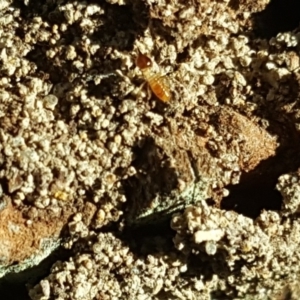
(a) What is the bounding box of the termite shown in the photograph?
[136,51,171,103]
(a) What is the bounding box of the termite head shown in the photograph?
[136,51,152,70]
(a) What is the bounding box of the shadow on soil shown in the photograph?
[0,247,71,300]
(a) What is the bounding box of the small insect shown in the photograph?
[136,52,171,102]
[53,190,69,201]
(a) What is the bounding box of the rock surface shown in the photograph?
[0,0,300,299]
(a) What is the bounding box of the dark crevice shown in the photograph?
[121,217,174,255]
[252,0,300,38]
[221,115,300,218]
[0,246,71,300]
